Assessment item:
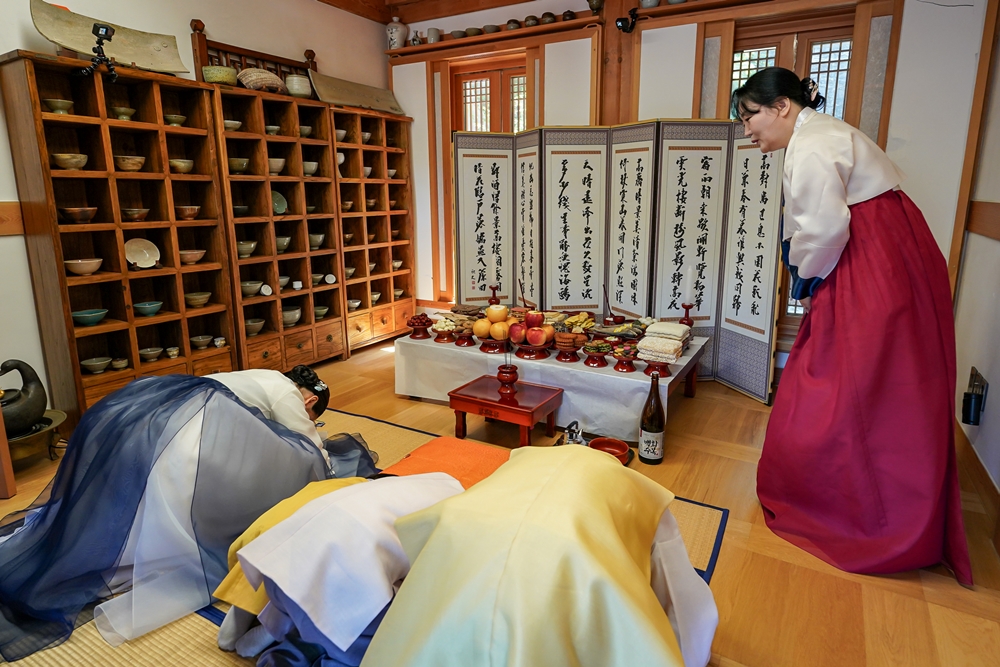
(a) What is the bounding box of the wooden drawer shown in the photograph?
[315,321,344,360]
[394,300,413,331]
[246,337,283,370]
[142,361,189,378]
[372,306,394,337]
[84,373,134,409]
[193,352,232,376]
[283,330,315,366]
[348,313,372,346]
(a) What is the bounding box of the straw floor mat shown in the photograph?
[13,605,252,667]
[16,411,727,665]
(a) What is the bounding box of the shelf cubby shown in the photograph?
[54,178,115,224]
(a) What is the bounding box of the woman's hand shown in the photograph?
[801,297,811,313]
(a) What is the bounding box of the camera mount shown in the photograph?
[615,8,639,34]
[75,23,118,83]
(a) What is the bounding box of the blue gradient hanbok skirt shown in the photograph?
[0,374,328,661]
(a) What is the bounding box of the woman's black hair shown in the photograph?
[284,364,330,415]
[731,67,825,120]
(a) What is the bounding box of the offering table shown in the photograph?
[395,336,707,441]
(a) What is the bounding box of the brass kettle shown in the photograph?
[0,360,47,438]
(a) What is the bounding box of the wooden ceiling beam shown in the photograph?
[316,0,392,24]
[388,0,533,25]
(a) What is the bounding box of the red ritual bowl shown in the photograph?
[588,437,630,465]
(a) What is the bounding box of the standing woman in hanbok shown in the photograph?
[733,67,972,585]
[0,365,332,661]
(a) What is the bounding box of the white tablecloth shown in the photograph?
[394,336,707,441]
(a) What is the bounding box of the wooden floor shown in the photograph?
[4,339,1000,666]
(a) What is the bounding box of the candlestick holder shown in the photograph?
[487,284,501,306]
[497,363,518,398]
[679,303,694,327]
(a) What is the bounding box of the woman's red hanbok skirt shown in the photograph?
[758,190,972,585]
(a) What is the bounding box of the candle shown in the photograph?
[681,265,695,305]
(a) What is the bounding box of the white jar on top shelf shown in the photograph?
[387,17,409,50]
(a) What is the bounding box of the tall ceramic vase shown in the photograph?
[387,17,409,50]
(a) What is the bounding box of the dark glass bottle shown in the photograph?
[638,372,665,465]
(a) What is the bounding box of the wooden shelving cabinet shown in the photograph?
[213,87,348,371]
[332,107,415,350]
[0,51,237,429]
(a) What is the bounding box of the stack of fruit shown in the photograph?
[407,313,433,328]
[471,304,521,341]
[509,310,557,347]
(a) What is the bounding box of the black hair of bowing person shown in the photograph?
[284,365,330,419]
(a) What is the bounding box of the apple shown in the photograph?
[472,318,492,338]
[508,322,527,344]
[540,324,556,342]
[526,326,547,346]
[524,310,545,329]
[489,321,510,340]
[486,304,509,323]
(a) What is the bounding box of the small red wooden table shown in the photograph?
[448,376,564,448]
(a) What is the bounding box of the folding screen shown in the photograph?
[453,122,785,402]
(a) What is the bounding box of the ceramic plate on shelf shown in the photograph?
[272,191,288,215]
[124,238,160,269]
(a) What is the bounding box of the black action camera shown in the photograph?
[615,8,639,33]
[92,23,115,41]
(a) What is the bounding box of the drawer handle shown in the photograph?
[380,317,388,325]
[262,351,269,359]
[326,334,333,342]
[297,342,304,349]
[355,324,363,332]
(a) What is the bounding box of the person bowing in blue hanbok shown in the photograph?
[0,365,335,661]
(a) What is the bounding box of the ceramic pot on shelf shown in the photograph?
[387,17,409,49]
[285,74,312,99]
[640,0,661,8]
[587,0,605,15]
[427,28,441,43]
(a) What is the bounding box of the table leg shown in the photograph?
[685,369,697,398]
[545,412,556,437]
[519,425,531,448]
[454,410,467,439]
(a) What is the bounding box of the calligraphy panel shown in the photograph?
[716,139,784,402]
[542,128,608,311]
[454,133,515,305]
[515,131,542,308]
[606,123,657,319]
[653,121,731,378]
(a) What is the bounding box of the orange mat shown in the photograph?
[382,437,510,489]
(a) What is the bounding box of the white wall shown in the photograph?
[637,23,698,121]
[543,38,593,126]
[390,63,434,301]
[954,234,1000,488]
[954,25,1000,490]
[885,0,988,255]
[408,0,591,37]
[0,0,386,395]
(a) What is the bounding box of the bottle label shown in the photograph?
[639,430,664,460]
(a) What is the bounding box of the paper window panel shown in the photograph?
[715,139,784,401]
[606,123,658,320]
[542,128,608,312]
[515,130,542,308]
[453,133,516,305]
